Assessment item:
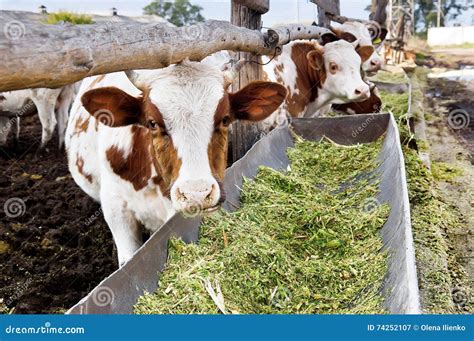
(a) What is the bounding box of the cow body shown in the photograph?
[0,84,79,147]
[66,61,286,265]
[262,39,373,127]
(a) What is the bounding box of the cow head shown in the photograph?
[81,61,286,215]
[328,21,387,73]
[307,39,374,104]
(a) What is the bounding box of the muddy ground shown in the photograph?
[0,115,117,314]
[423,51,474,295]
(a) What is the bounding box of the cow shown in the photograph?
[319,21,388,74]
[0,84,78,148]
[261,37,374,127]
[65,60,286,265]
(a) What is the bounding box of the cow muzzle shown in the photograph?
[172,179,221,216]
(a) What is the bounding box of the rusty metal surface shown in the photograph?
[68,113,420,315]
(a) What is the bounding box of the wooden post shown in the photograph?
[311,0,340,27]
[372,0,389,26]
[229,0,268,163]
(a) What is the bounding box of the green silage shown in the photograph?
[134,137,389,314]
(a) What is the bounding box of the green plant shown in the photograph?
[44,12,94,25]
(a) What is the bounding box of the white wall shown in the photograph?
[427,26,474,46]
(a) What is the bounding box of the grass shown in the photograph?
[135,137,389,314]
[44,12,94,25]
[369,70,407,84]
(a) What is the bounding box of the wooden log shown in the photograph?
[233,0,269,14]
[312,0,340,28]
[0,14,329,92]
[230,0,263,163]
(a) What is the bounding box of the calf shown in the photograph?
[65,60,286,265]
[0,84,78,148]
[262,38,374,127]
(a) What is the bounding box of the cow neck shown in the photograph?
[291,43,330,116]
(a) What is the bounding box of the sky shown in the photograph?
[0,0,472,27]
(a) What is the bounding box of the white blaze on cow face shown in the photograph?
[338,21,383,73]
[145,63,225,213]
[309,40,372,104]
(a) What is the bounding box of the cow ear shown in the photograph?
[340,32,357,43]
[321,32,338,45]
[229,82,287,121]
[307,50,325,71]
[81,87,142,127]
[356,46,375,63]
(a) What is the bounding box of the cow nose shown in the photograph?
[174,180,219,213]
[370,59,382,71]
[354,85,370,99]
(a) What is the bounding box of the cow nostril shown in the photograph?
[355,89,361,95]
[205,184,215,201]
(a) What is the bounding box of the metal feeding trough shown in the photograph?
[68,113,421,315]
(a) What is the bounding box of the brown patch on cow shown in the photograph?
[332,88,382,114]
[76,155,93,183]
[283,42,327,117]
[150,130,181,197]
[74,115,90,135]
[106,125,154,192]
[87,75,106,91]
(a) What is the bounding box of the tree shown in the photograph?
[415,0,473,33]
[144,0,205,27]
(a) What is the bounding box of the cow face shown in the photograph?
[307,40,374,104]
[81,61,286,214]
[335,21,386,73]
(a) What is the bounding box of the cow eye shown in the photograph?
[148,120,159,130]
[222,116,231,127]
[329,62,338,73]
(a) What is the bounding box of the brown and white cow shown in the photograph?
[65,60,286,265]
[322,21,388,74]
[262,38,374,127]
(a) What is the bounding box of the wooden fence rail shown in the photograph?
[0,15,329,92]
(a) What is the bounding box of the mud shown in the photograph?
[0,115,117,314]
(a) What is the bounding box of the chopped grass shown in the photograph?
[369,70,407,84]
[135,137,389,314]
[44,12,94,25]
